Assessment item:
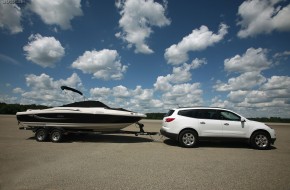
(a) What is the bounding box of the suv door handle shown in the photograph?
[200,122,206,124]
[224,123,229,126]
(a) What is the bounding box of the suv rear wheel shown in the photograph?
[179,130,198,148]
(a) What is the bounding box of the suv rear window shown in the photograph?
[165,110,175,117]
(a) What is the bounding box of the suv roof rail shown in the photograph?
[177,106,228,109]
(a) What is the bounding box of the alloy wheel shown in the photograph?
[182,133,195,146]
[254,134,269,148]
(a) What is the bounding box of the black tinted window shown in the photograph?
[195,109,219,120]
[165,110,175,117]
[178,109,197,118]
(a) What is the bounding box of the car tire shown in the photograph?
[250,131,270,150]
[179,130,198,148]
[35,128,48,142]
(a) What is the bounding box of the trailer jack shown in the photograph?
[136,122,145,133]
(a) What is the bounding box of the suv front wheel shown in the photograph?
[250,131,271,150]
[179,130,198,148]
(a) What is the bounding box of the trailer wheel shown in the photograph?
[35,128,48,142]
[50,129,63,143]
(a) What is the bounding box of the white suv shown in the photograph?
[160,107,276,150]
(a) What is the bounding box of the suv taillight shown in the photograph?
[165,118,175,122]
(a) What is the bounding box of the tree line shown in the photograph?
[248,117,290,123]
[145,113,166,120]
[0,102,49,115]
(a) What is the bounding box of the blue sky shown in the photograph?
[1,0,290,117]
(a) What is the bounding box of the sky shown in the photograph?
[0,0,290,118]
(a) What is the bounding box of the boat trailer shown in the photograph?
[19,121,161,143]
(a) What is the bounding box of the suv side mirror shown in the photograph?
[241,117,246,122]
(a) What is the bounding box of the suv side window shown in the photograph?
[178,109,197,118]
[195,109,219,120]
[219,110,240,121]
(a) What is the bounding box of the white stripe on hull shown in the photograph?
[20,122,134,131]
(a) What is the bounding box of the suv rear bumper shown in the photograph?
[160,128,178,141]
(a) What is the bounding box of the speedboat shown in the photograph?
[17,86,146,134]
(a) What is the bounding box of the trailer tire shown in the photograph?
[35,128,48,142]
[50,129,63,143]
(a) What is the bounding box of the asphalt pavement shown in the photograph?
[1,115,290,190]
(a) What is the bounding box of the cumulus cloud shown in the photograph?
[211,46,290,115]
[211,97,231,109]
[130,92,161,111]
[112,85,131,98]
[23,34,65,68]
[72,49,127,80]
[164,23,228,65]
[88,85,163,112]
[261,76,290,90]
[162,83,203,107]
[214,71,267,91]
[90,87,111,103]
[224,48,271,73]
[171,64,195,84]
[171,60,206,83]
[213,56,290,118]
[26,73,81,90]
[237,0,290,38]
[245,90,273,104]
[154,75,172,92]
[87,83,198,112]
[154,58,206,91]
[235,85,290,106]
[245,76,290,105]
[21,73,83,105]
[0,95,18,104]
[215,47,273,92]
[116,0,170,54]
[29,0,83,30]
[237,99,287,110]
[0,2,22,34]
[274,51,290,61]
[153,59,205,108]
[191,58,208,69]
[13,87,24,94]
[90,87,111,97]
[211,95,289,118]
[227,90,248,103]
[133,86,154,101]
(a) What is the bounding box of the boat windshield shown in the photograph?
[61,101,110,108]
[61,100,132,112]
